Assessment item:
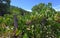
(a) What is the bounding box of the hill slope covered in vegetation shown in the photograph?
[0,2,60,38]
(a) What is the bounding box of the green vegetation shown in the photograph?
[0,0,10,16]
[0,0,60,38]
[10,6,31,15]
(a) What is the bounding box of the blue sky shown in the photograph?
[11,0,60,11]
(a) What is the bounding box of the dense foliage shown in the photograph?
[0,2,60,38]
[0,0,10,16]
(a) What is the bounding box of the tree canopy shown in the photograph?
[0,0,10,16]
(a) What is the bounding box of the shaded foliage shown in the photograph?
[0,0,10,16]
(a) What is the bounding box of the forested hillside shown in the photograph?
[10,6,31,15]
[0,0,60,38]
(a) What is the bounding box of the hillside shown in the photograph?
[10,6,31,15]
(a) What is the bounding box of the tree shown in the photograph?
[32,3,56,17]
[32,3,45,13]
[0,0,10,16]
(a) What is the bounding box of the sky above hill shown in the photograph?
[11,0,60,11]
